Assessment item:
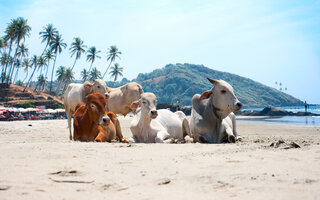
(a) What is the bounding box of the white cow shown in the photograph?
[129,92,190,143]
[105,82,143,116]
[190,78,242,143]
[63,79,109,140]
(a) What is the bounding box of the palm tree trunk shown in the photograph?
[23,65,37,92]
[114,73,117,81]
[45,61,50,78]
[8,62,16,84]
[8,41,20,84]
[70,57,77,71]
[13,67,19,84]
[33,82,38,92]
[22,70,29,83]
[88,61,93,73]
[41,42,49,57]
[102,61,112,79]
[2,40,13,84]
[49,54,58,93]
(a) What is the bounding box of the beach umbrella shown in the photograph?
[0,106,9,111]
[26,108,40,112]
[9,107,20,112]
[55,108,65,113]
[18,108,28,113]
[47,109,57,114]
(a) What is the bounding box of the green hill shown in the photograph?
[108,63,303,107]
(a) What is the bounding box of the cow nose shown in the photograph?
[102,116,110,124]
[105,92,109,99]
[236,102,242,109]
[150,110,158,116]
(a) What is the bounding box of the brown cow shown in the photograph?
[95,112,129,143]
[73,93,110,142]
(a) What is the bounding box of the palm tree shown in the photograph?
[0,52,9,82]
[7,17,31,84]
[39,24,58,56]
[69,37,86,71]
[37,56,46,89]
[102,45,121,79]
[0,38,4,53]
[49,34,67,92]
[14,43,29,83]
[17,43,29,59]
[109,63,123,81]
[89,67,101,81]
[2,18,17,83]
[62,67,74,93]
[23,55,38,92]
[22,58,31,83]
[86,46,101,73]
[34,74,45,92]
[12,59,21,83]
[43,49,54,78]
[80,68,89,82]
[55,65,66,94]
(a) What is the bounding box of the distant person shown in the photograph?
[176,100,181,111]
[304,100,308,112]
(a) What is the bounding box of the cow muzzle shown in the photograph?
[101,115,111,125]
[150,110,158,119]
[234,102,242,112]
[105,92,110,99]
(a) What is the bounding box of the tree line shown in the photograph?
[0,17,123,94]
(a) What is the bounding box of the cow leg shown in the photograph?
[229,112,238,137]
[65,107,72,140]
[128,136,137,143]
[107,112,128,143]
[182,118,191,137]
[155,131,171,143]
[221,122,236,143]
[95,132,107,142]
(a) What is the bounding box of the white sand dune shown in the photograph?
[0,117,319,200]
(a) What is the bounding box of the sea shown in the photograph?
[240,105,320,126]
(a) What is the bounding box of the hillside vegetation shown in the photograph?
[109,63,302,107]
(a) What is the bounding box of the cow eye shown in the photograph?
[221,90,226,94]
[91,104,95,108]
[97,86,100,88]
[142,101,146,104]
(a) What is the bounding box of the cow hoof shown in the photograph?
[184,135,194,143]
[121,138,130,143]
[228,135,236,143]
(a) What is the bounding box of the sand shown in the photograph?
[0,117,320,200]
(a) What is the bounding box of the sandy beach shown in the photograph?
[0,117,320,200]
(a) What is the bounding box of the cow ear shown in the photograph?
[207,78,218,85]
[200,91,212,100]
[130,101,140,114]
[84,81,93,88]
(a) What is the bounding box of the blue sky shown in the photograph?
[0,0,319,103]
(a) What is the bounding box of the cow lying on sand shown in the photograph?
[105,82,143,116]
[73,93,126,142]
[64,79,109,140]
[129,92,190,143]
[190,78,242,143]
